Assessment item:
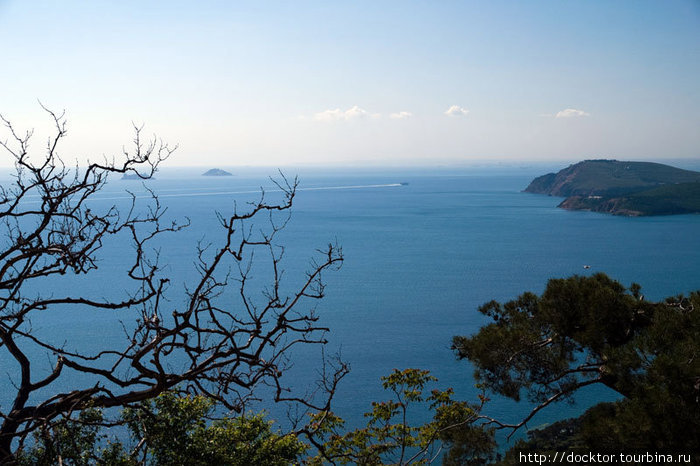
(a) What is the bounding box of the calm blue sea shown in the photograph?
[2,166,700,448]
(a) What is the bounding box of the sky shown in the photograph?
[0,0,699,167]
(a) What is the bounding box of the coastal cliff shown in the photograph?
[525,160,700,216]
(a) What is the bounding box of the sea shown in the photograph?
[2,164,700,449]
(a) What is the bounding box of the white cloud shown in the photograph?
[344,105,369,119]
[313,108,344,121]
[445,105,469,117]
[389,111,413,120]
[555,108,590,118]
[314,105,371,121]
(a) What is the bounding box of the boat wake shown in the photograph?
[88,183,404,201]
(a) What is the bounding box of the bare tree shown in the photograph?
[0,108,346,462]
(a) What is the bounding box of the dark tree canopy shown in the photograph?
[0,109,346,462]
[453,273,700,454]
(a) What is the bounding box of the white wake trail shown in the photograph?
[88,183,403,201]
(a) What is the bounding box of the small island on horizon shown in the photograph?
[525,159,700,216]
[202,168,233,176]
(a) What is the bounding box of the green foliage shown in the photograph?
[496,416,585,465]
[17,408,133,466]
[17,372,494,466]
[454,273,700,456]
[609,181,700,215]
[454,274,654,403]
[306,368,494,465]
[559,181,700,216]
[123,392,306,466]
[17,393,305,466]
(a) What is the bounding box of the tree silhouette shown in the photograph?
[453,273,700,456]
[0,108,346,462]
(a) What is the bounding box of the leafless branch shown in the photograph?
[0,108,346,462]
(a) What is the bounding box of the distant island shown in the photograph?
[202,168,232,176]
[525,160,700,216]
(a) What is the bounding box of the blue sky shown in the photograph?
[0,1,698,167]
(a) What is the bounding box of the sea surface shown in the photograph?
[2,166,700,448]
